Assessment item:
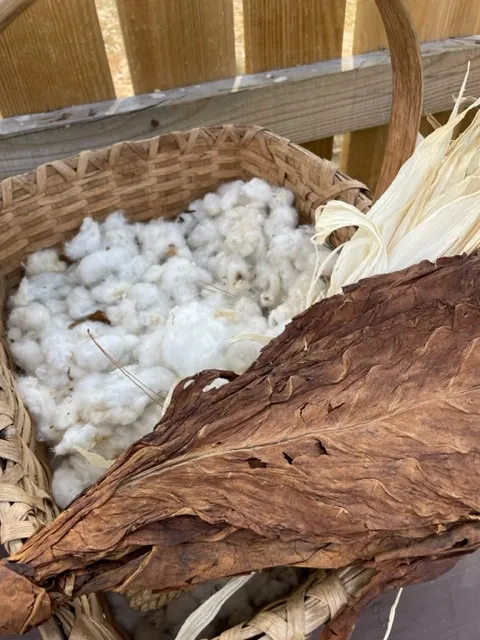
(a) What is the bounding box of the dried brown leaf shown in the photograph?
[2,255,480,634]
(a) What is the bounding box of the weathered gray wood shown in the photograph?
[0,36,479,179]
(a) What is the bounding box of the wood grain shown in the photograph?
[0,0,36,32]
[243,0,346,160]
[115,0,236,93]
[0,37,477,180]
[343,0,480,192]
[0,0,114,117]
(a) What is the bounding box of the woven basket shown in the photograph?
[0,1,423,638]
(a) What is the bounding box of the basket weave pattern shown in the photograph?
[0,125,371,638]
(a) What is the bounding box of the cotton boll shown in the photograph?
[192,241,223,269]
[66,287,97,320]
[187,218,221,249]
[14,273,69,305]
[25,249,67,275]
[210,252,252,293]
[8,302,50,332]
[225,340,262,374]
[54,423,98,455]
[16,377,56,440]
[234,296,263,319]
[255,267,282,309]
[91,278,131,305]
[264,205,299,239]
[295,238,335,276]
[10,338,45,374]
[221,206,267,259]
[42,298,67,315]
[217,180,244,210]
[241,177,273,206]
[271,185,295,207]
[117,255,151,282]
[130,283,160,310]
[287,270,325,316]
[143,264,163,283]
[160,257,212,305]
[73,334,125,371]
[135,330,165,367]
[136,219,187,261]
[174,212,196,235]
[53,397,78,431]
[77,247,137,286]
[49,313,71,332]
[268,302,293,329]
[41,330,74,372]
[104,224,137,252]
[64,217,102,260]
[34,364,69,391]
[103,210,128,231]
[163,302,233,377]
[202,192,223,217]
[107,299,140,333]
[51,463,89,508]
[7,327,22,343]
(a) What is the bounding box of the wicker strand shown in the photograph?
[211,567,375,640]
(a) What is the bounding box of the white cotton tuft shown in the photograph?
[136,219,187,261]
[91,278,131,305]
[143,264,163,283]
[41,330,74,372]
[25,249,67,275]
[210,252,252,293]
[202,193,223,217]
[54,423,98,455]
[64,218,102,260]
[217,180,244,210]
[264,205,299,238]
[225,340,262,374]
[272,185,295,207]
[16,377,56,439]
[162,302,232,377]
[10,339,45,374]
[187,218,221,249]
[34,364,69,391]
[73,334,125,371]
[117,255,151,282]
[106,299,140,333]
[103,210,128,231]
[160,257,211,305]
[130,282,160,310]
[8,302,50,332]
[174,212,197,236]
[11,273,69,306]
[53,398,78,431]
[135,330,165,367]
[241,178,273,206]
[221,206,267,259]
[51,464,89,508]
[77,247,137,286]
[7,327,23,343]
[66,286,97,320]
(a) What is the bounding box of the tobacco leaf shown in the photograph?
[3,255,480,634]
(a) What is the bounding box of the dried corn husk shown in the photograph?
[312,79,480,298]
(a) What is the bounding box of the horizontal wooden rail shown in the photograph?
[0,35,478,179]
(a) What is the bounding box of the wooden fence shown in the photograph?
[0,0,479,185]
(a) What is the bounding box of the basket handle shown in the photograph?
[374,0,424,198]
